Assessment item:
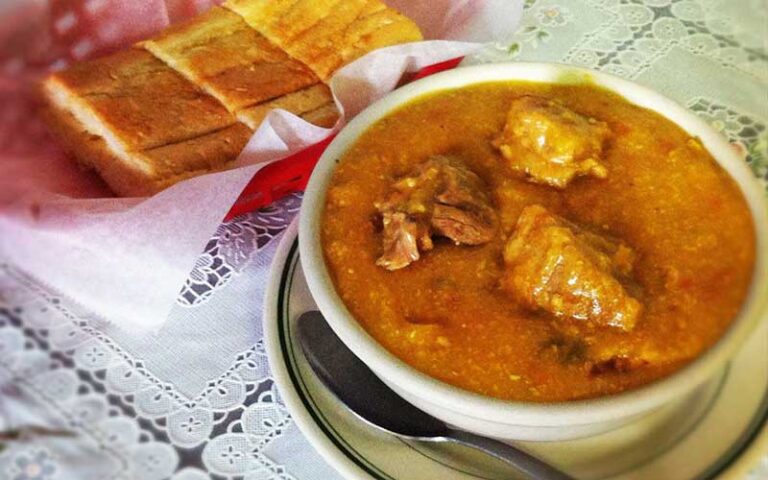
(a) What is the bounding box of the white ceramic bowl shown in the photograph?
[299,62,768,441]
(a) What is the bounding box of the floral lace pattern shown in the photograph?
[7,449,57,480]
[0,273,296,479]
[688,97,768,187]
[508,0,767,80]
[0,194,307,480]
[1,2,767,480]
[507,2,572,54]
[568,0,764,79]
[178,195,302,307]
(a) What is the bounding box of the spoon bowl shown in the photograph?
[296,310,574,480]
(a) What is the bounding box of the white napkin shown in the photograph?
[0,0,523,331]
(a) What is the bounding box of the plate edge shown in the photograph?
[264,221,768,480]
[263,219,378,480]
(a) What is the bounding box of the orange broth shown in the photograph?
[321,82,755,402]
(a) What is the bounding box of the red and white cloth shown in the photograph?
[0,0,522,331]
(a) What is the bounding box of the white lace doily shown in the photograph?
[0,1,766,479]
[0,193,339,480]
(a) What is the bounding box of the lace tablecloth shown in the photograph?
[0,1,766,479]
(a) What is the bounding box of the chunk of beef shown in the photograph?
[501,205,642,331]
[375,156,497,270]
[492,96,611,188]
[431,204,494,244]
[378,212,428,270]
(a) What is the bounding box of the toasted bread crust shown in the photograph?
[47,49,238,151]
[40,103,162,197]
[224,0,422,80]
[141,123,252,176]
[236,83,337,128]
[143,7,319,111]
[40,0,421,196]
[300,102,340,128]
[41,99,252,197]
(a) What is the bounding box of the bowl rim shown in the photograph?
[299,61,768,425]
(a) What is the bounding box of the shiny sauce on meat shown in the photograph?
[321,82,756,402]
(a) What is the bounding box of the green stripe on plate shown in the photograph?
[695,390,768,479]
[277,238,768,480]
[278,240,395,480]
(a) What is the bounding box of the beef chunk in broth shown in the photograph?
[375,155,497,270]
[378,212,429,270]
[493,96,610,188]
[501,205,642,331]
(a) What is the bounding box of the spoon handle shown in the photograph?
[446,429,575,480]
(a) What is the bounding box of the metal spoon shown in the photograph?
[296,311,574,480]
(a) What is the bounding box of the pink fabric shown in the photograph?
[0,0,521,330]
[0,0,221,208]
[49,0,169,62]
[0,0,220,71]
[385,0,477,40]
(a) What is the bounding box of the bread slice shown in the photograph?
[40,0,421,196]
[142,7,319,112]
[224,0,422,80]
[40,104,153,196]
[300,103,340,128]
[44,49,239,153]
[336,7,425,68]
[41,48,255,196]
[223,0,341,44]
[41,102,253,197]
[237,83,337,129]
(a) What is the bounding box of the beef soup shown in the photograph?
[320,81,756,403]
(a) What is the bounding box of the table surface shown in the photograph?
[0,1,766,479]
